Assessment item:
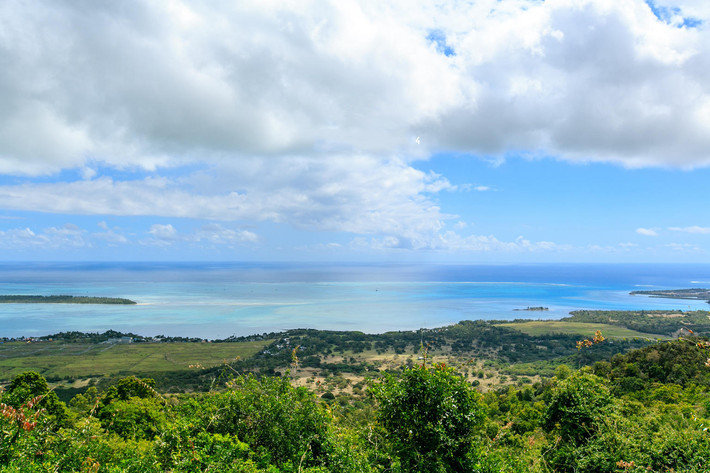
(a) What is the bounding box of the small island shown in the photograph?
[513,306,549,311]
[630,288,710,303]
[0,295,137,304]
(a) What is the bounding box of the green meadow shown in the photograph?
[497,320,666,339]
[0,340,269,381]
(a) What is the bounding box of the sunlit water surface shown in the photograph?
[1,263,709,339]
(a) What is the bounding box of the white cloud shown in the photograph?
[0,222,260,250]
[0,224,86,249]
[668,225,710,234]
[92,222,128,244]
[0,0,708,175]
[618,242,639,249]
[648,0,709,24]
[1,0,710,255]
[45,223,86,247]
[192,224,258,245]
[665,242,704,252]
[353,232,566,253]
[0,155,454,245]
[636,227,659,236]
[142,223,258,247]
[148,223,178,242]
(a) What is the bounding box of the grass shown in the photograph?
[0,340,270,381]
[497,321,666,339]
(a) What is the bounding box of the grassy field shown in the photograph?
[497,321,666,339]
[0,340,270,381]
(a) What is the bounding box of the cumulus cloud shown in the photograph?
[665,242,704,252]
[0,221,259,250]
[192,224,258,245]
[636,227,659,236]
[353,232,565,252]
[0,224,86,249]
[92,221,128,244]
[1,0,710,252]
[146,224,179,246]
[668,225,710,233]
[0,0,708,175]
[0,156,453,244]
[142,223,258,247]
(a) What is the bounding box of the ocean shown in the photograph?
[1,262,709,339]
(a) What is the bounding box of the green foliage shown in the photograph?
[565,309,710,336]
[371,363,484,472]
[554,364,572,380]
[2,371,68,422]
[595,339,710,390]
[204,374,337,469]
[3,371,51,407]
[99,397,166,440]
[101,376,158,403]
[543,372,612,445]
[2,332,710,472]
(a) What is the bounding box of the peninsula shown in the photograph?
[630,288,710,303]
[0,295,136,304]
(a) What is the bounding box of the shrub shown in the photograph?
[2,371,68,423]
[543,372,612,445]
[203,375,342,470]
[370,363,485,472]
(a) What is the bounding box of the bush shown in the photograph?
[543,373,612,445]
[1,371,68,423]
[370,363,485,472]
[200,374,352,470]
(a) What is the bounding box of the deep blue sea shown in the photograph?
[1,262,710,339]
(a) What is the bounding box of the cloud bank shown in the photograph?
[1,0,709,251]
[1,0,708,172]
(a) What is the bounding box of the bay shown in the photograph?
[1,262,709,339]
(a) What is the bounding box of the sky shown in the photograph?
[0,0,709,262]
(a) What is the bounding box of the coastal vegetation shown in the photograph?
[0,295,136,305]
[2,312,709,471]
[563,309,710,336]
[630,288,710,303]
[2,316,665,399]
[1,336,709,472]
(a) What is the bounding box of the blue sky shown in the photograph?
[2,155,709,263]
[0,0,709,262]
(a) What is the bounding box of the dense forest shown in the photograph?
[2,333,709,472]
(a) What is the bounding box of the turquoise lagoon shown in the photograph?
[1,263,709,339]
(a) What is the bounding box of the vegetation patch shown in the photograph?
[2,336,710,472]
[0,340,269,381]
[0,295,136,304]
[564,309,710,336]
[497,320,665,339]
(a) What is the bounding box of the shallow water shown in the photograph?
[0,262,709,339]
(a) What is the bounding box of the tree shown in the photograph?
[370,363,484,472]
[542,372,614,472]
[543,372,612,445]
[2,371,67,422]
